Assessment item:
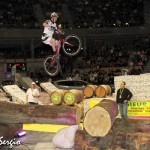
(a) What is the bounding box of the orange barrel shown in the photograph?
[64,89,84,106]
[95,85,112,98]
[83,85,98,98]
[50,89,68,105]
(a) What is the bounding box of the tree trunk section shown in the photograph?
[50,89,67,105]
[83,99,118,137]
[75,130,114,150]
[75,119,150,150]
[64,89,84,106]
[83,85,98,98]
[0,102,81,125]
[95,85,112,98]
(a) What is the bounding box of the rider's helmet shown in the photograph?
[51,12,58,18]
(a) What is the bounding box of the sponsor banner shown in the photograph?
[128,101,150,117]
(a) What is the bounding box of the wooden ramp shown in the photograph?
[21,77,41,91]
[3,85,26,104]
[15,73,40,91]
[0,92,9,102]
[40,82,58,94]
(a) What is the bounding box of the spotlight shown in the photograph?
[15,129,27,138]
[17,131,26,137]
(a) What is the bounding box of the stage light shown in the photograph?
[17,131,27,138]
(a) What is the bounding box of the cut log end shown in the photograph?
[83,86,93,98]
[83,85,97,98]
[84,106,111,137]
[95,86,106,98]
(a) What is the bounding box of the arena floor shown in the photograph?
[1,130,74,150]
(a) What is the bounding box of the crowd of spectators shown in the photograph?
[66,66,142,85]
[68,0,144,28]
[0,0,39,28]
[39,0,62,13]
[66,36,149,85]
[0,0,68,29]
[0,48,31,59]
[0,0,145,29]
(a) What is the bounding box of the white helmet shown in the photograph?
[51,12,58,18]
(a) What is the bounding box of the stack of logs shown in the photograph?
[1,97,150,149]
[75,99,150,150]
[75,119,150,150]
[83,84,112,98]
[50,84,112,106]
[50,89,84,106]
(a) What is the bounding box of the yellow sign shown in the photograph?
[128,101,150,116]
[90,100,101,108]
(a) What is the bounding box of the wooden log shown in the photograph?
[0,101,82,125]
[112,119,150,133]
[95,85,111,98]
[83,99,118,137]
[75,130,114,150]
[75,119,150,150]
[83,85,98,98]
[74,102,84,119]
[64,89,84,106]
[0,124,22,140]
[50,89,68,105]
